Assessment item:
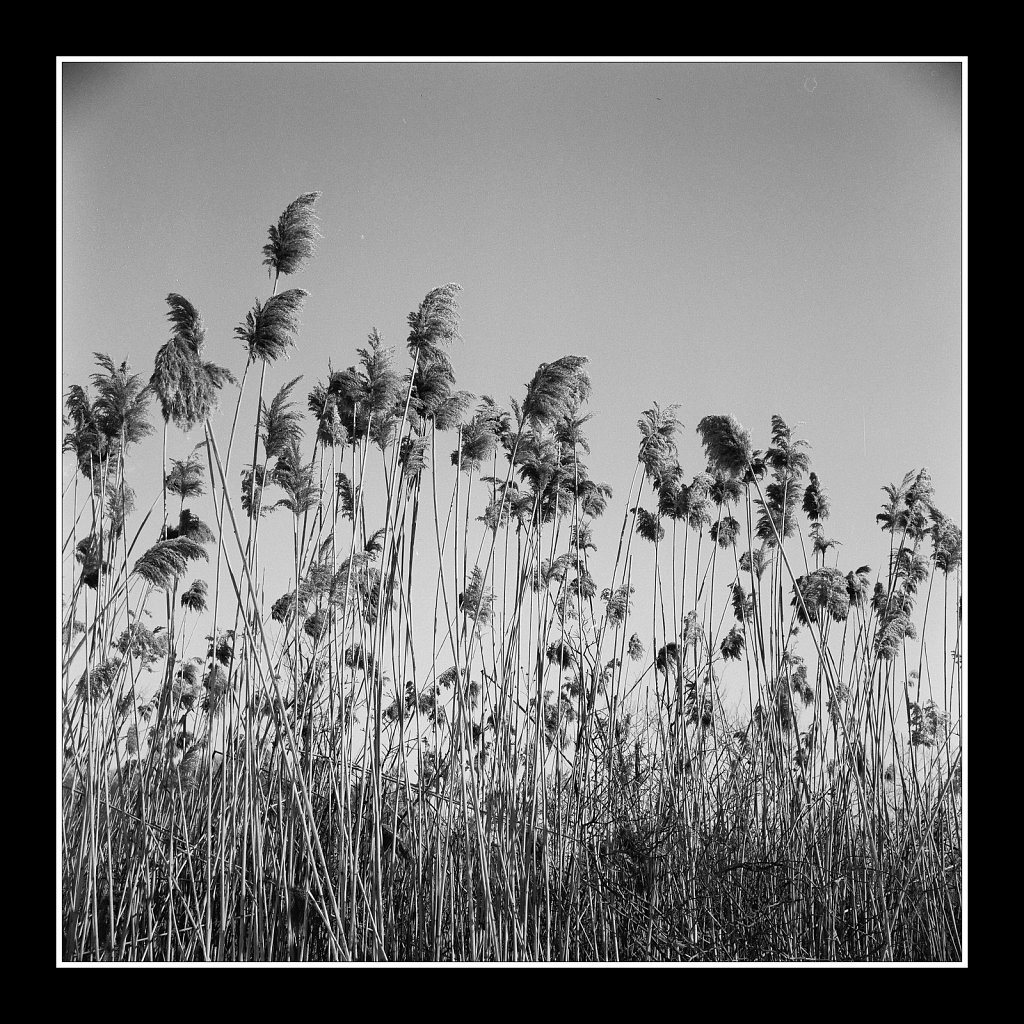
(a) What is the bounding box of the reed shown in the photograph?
[61,194,962,962]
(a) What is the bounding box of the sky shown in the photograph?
[60,60,963,708]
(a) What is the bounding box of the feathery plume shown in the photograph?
[236,289,309,364]
[133,536,209,589]
[696,415,752,479]
[262,192,321,277]
[407,283,462,365]
[180,579,208,614]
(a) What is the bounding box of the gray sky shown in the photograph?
[61,61,962,693]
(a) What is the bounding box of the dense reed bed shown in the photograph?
[61,193,962,962]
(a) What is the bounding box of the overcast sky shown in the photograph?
[61,60,963,697]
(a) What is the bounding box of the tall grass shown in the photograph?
[61,195,962,962]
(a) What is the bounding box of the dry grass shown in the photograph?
[61,197,962,963]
